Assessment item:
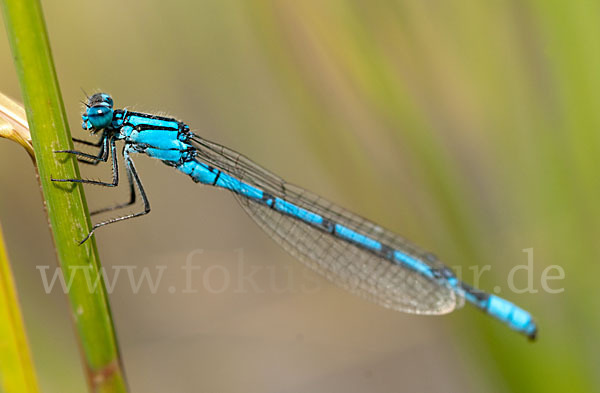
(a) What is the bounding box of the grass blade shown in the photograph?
[0,223,40,393]
[0,0,128,391]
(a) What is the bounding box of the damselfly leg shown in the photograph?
[51,138,151,243]
[51,136,119,187]
[78,146,150,244]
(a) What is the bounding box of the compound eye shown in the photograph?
[86,105,113,129]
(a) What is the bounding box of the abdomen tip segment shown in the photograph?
[487,294,537,340]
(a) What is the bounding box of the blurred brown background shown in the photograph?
[1,1,598,392]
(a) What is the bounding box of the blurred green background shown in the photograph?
[0,1,598,392]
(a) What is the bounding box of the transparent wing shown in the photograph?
[191,135,464,314]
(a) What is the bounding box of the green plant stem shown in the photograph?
[0,0,127,392]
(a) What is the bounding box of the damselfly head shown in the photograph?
[82,93,114,132]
